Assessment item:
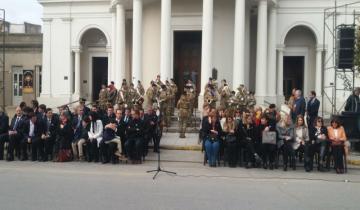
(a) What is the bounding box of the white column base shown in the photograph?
[197,95,205,113]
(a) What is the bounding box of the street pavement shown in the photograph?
[0,150,360,210]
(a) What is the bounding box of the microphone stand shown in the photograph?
[147,117,176,180]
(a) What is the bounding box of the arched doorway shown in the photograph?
[79,28,108,102]
[283,26,317,99]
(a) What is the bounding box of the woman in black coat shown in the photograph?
[309,117,329,171]
[237,114,260,168]
[56,111,73,162]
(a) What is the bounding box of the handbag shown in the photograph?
[57,149,72,162]
[262,131,277,145]
[225,134,237,144]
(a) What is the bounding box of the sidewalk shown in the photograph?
[159,132,360,167]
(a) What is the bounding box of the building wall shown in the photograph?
[142,0,235,88]
[0,34,42,107]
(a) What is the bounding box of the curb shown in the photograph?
[348,159,360,166]
[157,145,202,151]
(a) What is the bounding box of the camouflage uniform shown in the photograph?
[177,94,191,138]
[220,85,231,108]
[169,81,178,116]
[235,85,248,110]
[98,87,109,111]
[158,87,170,127]
[137,81,145,96]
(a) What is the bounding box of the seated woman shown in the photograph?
[203,110,223,167]
[223,115,238,167]
[100,119,120,164]
[276,114,295,171]
[258,115,277,170]
[327,118,347,174]
[238,113,260,169]
[87,112,103,163]
[56,111,73,162]
[294,115,310,172]
[309,117,329,172]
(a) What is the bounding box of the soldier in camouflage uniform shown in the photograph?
[235,84,248,111]
[98,84,109,111]
[169,79,178,116]
[127,83,140,109]
[158,85,170,127]
[137,80,145,96]
[145,82,157,109]
[204,83,218,109]
[220,83,231,108]
[177,92,191,138]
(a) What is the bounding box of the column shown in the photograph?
[73,48,81,96]
[40,18,52,97]
[232,0,246,90]
[200,0,214,95]
[107,47,112,84]
[116,3,126,87]
[315,48,323,96]
[160,0,172,80]
[111,11,116,82]
[277,47,284,96]
[255,0,268,99]
[267,7,277,96]
[132,0,143,83]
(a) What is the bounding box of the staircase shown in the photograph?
[157,109,202,151]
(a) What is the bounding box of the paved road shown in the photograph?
[0,159,359,210]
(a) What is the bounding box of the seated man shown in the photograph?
[7,106,25,161]
[21,112,45,161]
[125,110,144,164]
[42,108,59,161]
[72,117,90,161]
[0,109,9,160]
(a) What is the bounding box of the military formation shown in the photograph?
[203,78,256,112]
[97,76,255,139]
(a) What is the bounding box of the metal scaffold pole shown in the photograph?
[0,8,5,110]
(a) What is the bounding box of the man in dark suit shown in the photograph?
[7,106,25,161]
[306,90,320,128]
[20,112,45,161]
[102,106,116,126]
[291,89,306,123]
[0,109,9,160]
[43,108,60,161]
[119,108,131,156]
[144,107,159,154]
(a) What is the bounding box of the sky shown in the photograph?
[0,0,43,25]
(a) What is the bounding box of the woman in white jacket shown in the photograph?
[87,112,103,162]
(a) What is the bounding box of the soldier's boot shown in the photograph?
[179,133,186,138]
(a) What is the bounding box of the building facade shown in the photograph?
[37,0,360,113]
[0,21,42,107]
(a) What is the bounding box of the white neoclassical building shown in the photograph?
[37,0,360,113]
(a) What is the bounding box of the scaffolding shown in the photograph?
[0,9,5,110]
[322,1,360,116]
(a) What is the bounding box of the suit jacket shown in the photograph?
[21,119,45,141]
[0,113,9,135]
[307,98,320,118]
[45,115,60,138]
[10,115,25,132]
[293,97,306,117]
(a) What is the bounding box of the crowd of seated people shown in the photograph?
[0,92,350,174]
[0,100,161,164]
[200,103,349,174]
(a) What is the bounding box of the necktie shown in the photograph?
[14,117,20,130]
